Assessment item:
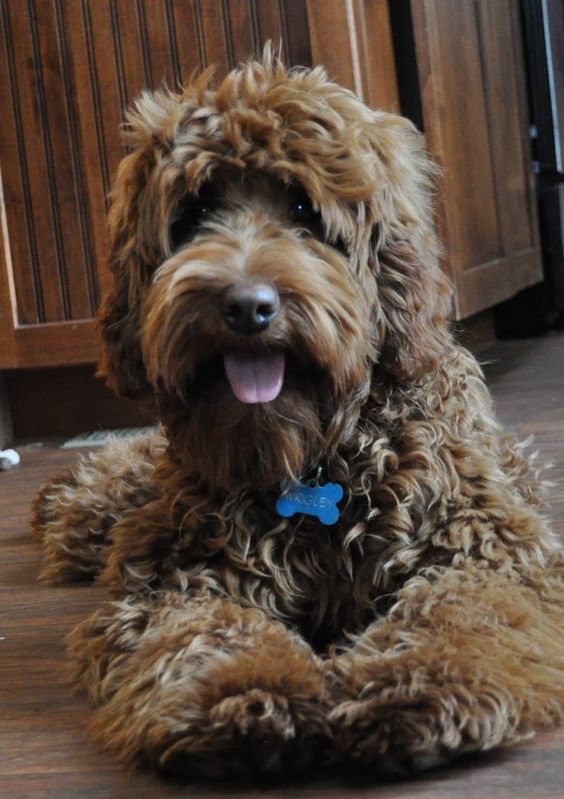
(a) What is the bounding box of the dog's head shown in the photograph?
[99,54,452,492]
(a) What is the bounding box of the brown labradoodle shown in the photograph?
[32,53,564,779]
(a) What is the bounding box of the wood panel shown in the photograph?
[0,0,62,325]
[411,0,543,319]
[306,0,399,110]
[8,320,99,368]
[477,0,535,257]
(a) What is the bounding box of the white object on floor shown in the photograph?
[0,448,20,470]
[60,426,157,449]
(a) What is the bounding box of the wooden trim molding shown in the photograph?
[0,165,17,368]
[0,320,98,369]
[457,249,543,320]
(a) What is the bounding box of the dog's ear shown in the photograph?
[97,91,181,397]
[97,146,155,397]
[363,113,453,380]
[376,237,452,380]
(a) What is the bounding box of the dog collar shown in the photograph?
[276,480,344,525]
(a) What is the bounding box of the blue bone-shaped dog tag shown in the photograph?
[276,482,344,525]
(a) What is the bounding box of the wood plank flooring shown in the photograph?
[1,334,564,798]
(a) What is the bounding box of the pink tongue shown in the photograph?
[224,352,285,404]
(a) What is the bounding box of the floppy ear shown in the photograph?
[98,88,202,396]
[365,113,453,380]
[97,146,155,397]
[376,237,452,380]
[98,87,182,397]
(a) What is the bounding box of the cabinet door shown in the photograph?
[411,0,543,319]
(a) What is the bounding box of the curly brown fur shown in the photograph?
[34,51,564,780]
[67,591,329,777]
[32,431,165,583]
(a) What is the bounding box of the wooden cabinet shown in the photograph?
[410,0,542,319]
[0,0,541,370]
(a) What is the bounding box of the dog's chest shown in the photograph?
[174,497,398,636]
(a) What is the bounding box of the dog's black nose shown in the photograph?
[221,283,280,334]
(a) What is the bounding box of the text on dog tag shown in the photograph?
[276,482,344,525]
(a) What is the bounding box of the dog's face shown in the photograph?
[100,57,451,492]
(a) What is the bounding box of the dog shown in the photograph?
[32,52,564,779]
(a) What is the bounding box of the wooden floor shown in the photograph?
[2,334,564,799]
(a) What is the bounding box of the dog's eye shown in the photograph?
[290,194,319,225]
[169,197,218,250]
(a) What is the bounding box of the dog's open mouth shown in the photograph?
[185,349,321,405]
[185,350,290,404]
[223,352,285,404]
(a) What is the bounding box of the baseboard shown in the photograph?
[5,365,152,440]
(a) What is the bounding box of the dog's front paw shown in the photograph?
[328,695,451,775]
[210,688,296,743]
[83,597,333,779]
[161,686,329,778]
[327,661,524,775]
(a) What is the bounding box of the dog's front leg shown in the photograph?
[328,561,564,773]
[68,590,330,777]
